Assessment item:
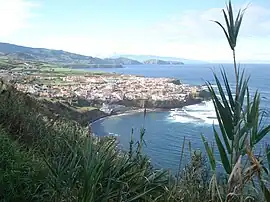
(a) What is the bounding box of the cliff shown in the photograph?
[94,88,210,110]
[114,97,202,109]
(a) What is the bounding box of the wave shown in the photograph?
[167,101,218,125]
[108,132,119,137]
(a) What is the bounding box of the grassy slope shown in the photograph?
[0,83,212,201]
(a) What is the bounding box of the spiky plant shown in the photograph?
[201,1,270,201]
[212,0,246,97]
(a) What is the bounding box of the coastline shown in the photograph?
[90,107,166,125]
[89,97,205,126]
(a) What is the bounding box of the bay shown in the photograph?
[88,64,270,171]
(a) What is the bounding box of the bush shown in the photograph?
[0,128,48,201]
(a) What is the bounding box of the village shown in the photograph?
[11,71,202,105]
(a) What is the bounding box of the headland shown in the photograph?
[0,62,210,126]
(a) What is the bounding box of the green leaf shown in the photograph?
[239,124,250,152]
[260,180,270,202]
[213,20,233,50]
[235,7,247,40]
[227,1,235,43]
[213,127,231,174]
[214,72,232,116]
[126,187,156,202]
[207,83,232,154]
[234,11,244,41]
[201,134,216,171]
[254,125,270,145]
[238,76,249,108]
[266,145,270,171]
[207,82,234,141]
[221,68,235,110]
[222,9,234,50]
[250,92,260,147]
[246,87,251,123]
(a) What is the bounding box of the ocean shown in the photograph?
[88,63,270,171]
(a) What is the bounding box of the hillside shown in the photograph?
[111,54,208,64]
[0,42,124,68]
[144,59,184,65]
[104,57,142,65]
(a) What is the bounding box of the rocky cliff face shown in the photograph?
[112,97,202,109]
[88,88,210,110]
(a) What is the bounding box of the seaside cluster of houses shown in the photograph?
[13,74,200,103]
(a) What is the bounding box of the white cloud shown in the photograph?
[0,0,37,37]
[146,3,270,62]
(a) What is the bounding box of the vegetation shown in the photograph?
[0,42,126,67]
[0,83,212,201]
[0,1,270,202]
[202,1,270,201]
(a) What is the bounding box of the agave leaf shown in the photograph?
[227,1,235,45]
[213,20,233,50]
[266,145,270,171]
[249,91,259,125]
[201,134,216,171]
[213,126,231,174]
[238,76,249,108]
[250,92,260,146]
[222,9,234,50]
[207,82,234,141]
[246,87,251,123]
[214,1,246,51]
[254,125,270,145]
[234,70,248,120]
[214,72,232,116]
[221,68,235,110]
[234,8,241,28]
[238,69,245,94]
[239,124,250,152]
[234,10,245,40]
[207,83,232,153]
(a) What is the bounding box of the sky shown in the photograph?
[0,0,270,62]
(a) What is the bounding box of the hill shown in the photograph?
[143,59,184,65]
[103,57,142,65]
[111,54,208,64]
[0,42,124,68]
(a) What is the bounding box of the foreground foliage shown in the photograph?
[202,1,270,201]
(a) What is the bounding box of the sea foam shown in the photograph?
[168,101,218,125]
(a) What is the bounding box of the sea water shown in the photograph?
[88,64,270,171]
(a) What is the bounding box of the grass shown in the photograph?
[0,129,48,202]
[39,67,89,73]
[0,80,214,202]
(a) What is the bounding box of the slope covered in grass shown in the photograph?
[0,83,213,201]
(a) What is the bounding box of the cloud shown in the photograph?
[0,0,38,37]
[14,2,269,62]
[152,4,270,41]
[146,3,270,61]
